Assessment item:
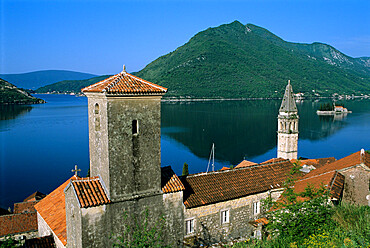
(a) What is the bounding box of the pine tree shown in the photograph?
[182,163,189,176]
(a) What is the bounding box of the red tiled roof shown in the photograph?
[81,70,167,95]
[260,158,286,164]
[23,191,46,202]
[14,201,38,214]
[161,166,185,193]
[24,235,56,248]
[235,160,257,169]
[0,212,37,237]
[302,151,369,180]
[220,167,230,171]
[291,157,336,169]
[249,217,269,227]
[35,177,75,246]
[182,160,294,208]
[70,177,111,208]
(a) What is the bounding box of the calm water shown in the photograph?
[1,94,369,208]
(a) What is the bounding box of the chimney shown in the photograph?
[360,148,365,164]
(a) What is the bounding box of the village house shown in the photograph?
[26,68,370,247]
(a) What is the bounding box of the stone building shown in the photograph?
[277,80,299,160]
[33,70,370,247]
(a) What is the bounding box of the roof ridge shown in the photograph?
[298,170,336,182]
[82,74,116,92]
[127,72,167,91]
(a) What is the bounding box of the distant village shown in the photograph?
[1,70,369,248]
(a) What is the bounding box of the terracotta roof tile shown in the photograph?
[24,235,56,248]
[81,70,167,95]
[71,177,111,208]
[249,217,269,227]
[0,212,38,237]
[35,177,75,246]
[260,158,286,164]
[302,151,369,180]
[23,191,46,202]
[14,201,38,214]
[161,166,185,193]
[234,160,257,169]
[182,160,294,208]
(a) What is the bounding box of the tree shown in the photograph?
[182,163,189,176]
[264,163,333,242]
[112,209,170,248]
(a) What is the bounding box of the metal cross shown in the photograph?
[72,165,81,176]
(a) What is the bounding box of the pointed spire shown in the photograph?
[279,80,297,113]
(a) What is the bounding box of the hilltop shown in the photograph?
[0,70,97,90]
[36,21,370,98]
[136,21,370,98]
[0,78,45,104]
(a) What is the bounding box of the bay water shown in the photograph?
[1,94,369,208]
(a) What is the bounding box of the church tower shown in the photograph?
[277,80,299,160]
[81,66,167,201]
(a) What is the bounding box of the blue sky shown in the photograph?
[1,0,369,75]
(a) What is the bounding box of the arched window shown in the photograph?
[95,103,100,132]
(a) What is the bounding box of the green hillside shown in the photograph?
[36,75,111,93]
[0,70,97,90]
[134,21,370,98]
[0,78,45,104]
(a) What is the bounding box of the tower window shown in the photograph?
[185,219,195,235]
[94,103,100,132]
[94,103,99,114]
[132,120,139,135]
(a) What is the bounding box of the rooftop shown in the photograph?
[182,160,294,208]
[81,68,167,95]
[279,80,298,113]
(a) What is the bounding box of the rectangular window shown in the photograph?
[185,219,194,235]
[253,202,260,215]
[221,210,229,224]
[132,120,139,135]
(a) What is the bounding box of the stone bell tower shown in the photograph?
[277,80,299,160]
[81,65,167,201]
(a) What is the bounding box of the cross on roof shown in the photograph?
[72,165,81,176]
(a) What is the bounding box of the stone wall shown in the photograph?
[163,191,184,247]
[183,190,283,246]
[65,185,83,248]
[340,166,370,205]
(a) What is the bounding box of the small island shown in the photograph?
[0,78,45,105]
[317,103,352,115]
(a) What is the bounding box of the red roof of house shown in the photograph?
[0,212,38,237]
[234,160,257,169]
[81,70,167,95]
[24,235,56,248]
[182,160,294,208]
[301,151,369,180]
[291,157,336,169]
[23,191,46,202]
[35,177,75,246]
[70,177,111,208]
[14,201,39,214]
[161,166,185,193]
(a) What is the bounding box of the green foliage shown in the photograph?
[135,21,370,99]
[0,78,45,104]
[0,236,20,248]
[182,162,189,176]
[111,209,170,248]
[86,168,90,177]
[319,103,334,111]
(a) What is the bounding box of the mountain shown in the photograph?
[134,21,370,98]
[0,70,97,90]
[0,78,45,104]
[35,75,111,94]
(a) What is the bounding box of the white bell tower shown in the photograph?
[277,80,299,160]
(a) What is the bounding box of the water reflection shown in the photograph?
[0,105,33,120]
[161,100,366,165]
